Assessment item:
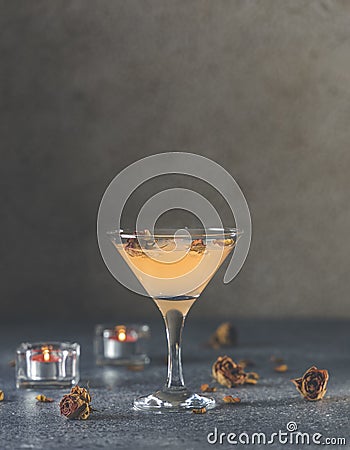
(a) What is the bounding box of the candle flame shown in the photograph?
[118,330,127,341]
[42,346,50,362]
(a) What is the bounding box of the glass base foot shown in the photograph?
[133,387,215,412]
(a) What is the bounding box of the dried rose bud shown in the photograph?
[190,239,206,253]
[0,390,4,401]
[275,364,288,373]
[60,385,92,420]
[291,366,329,401]
[209,322,238,348]
[36,394,54,403]
[212,356,247,388]
[200,384,216,393]
[223,395,241,403]
[192,407,207,414]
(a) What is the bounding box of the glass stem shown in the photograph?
[163,308,186,390]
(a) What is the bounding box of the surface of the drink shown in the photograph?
[153,297,196,317]
[114,236,235,298]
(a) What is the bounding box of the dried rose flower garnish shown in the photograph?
[190,239,206,253]
[59,386,92,420]
[291,366,329,401]
[200,384,217,393]
[274,364,288,373]
[124,238,143,256]
[192,407,207,414]
[36,394,54,403]
[212,356,247,387]
[0,390,4,401]
[208,322,237,348]
[223,395,241,403]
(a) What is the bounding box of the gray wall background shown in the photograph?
[1,0,350,322]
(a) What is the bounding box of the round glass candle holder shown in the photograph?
[94,324,150,367]
[16,342,80,389]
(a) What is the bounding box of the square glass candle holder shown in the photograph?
[16,342,80,389]
[94,324,150,367]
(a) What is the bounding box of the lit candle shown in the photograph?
[30,345,61,380]
[103,326,138,359]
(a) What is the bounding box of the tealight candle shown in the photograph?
[16,341,80,389]
[104,326,138,359]
[30,345,61,380]
[94,323,150,366]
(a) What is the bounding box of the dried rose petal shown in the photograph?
[0,390,4,401]
[212,356,247,387]
[291,366,329,401]
[36,394,54,403]
[275,364,288,373]
[200,384,216,393]
[223,395,241,403]
[192,407,207,414]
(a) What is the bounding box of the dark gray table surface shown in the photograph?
[0,319,349,450]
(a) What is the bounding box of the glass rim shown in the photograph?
[107,227,242,239]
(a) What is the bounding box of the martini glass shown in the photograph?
[108,228,239,412]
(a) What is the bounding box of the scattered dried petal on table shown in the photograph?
[223,395,241,403]
[200,384,216,392]
[36,394,54,403]
[192,407,207,414]
[0,390,4,401]
[274,364,288,373]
